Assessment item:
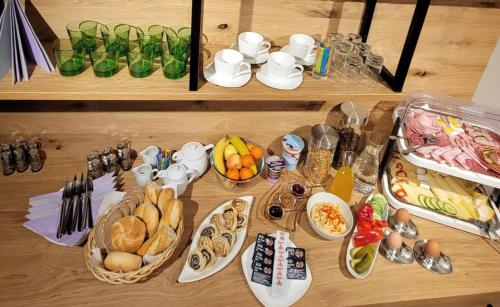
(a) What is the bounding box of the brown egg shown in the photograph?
[395,208,410,223]
[424,240,441,258]
[387,232,402,250]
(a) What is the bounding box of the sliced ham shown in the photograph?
[441,147,462,166]
[430,146,452,163]
[455,152,471,169]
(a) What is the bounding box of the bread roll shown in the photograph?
[135,203,159,236]
[111,216,146,253]
[145,182,161,205]
[159,199,183,230]
[137,224,177,257]
[104,251,142,273]
[158,188,175,215]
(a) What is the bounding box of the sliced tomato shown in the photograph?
[395,189,408,198]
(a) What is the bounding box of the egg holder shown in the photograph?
[413,239,453,274]
[388,213,419,240]
[379,236,414,264]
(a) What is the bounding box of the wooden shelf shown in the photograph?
[0,64,402,101]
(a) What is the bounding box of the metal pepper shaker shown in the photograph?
[12,141,28,173]
[117,138,133,171]
[87,151,103,179]
[1,144,15,176]
[28,137,43,172]
[102,147,118,173]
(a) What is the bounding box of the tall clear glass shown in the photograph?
[344,54,363,82]
[332,41,351,76]
[364,53,384,82]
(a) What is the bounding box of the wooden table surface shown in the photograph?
[0,110,499,306]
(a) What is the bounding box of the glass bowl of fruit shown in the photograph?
[210,135,265,192]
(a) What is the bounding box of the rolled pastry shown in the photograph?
[211,235,230,257]
[210,214,225,233]
[189,249,207,272]
[200,246,217,268]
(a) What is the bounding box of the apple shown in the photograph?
[224,144,238,160]
[226,154,242,169]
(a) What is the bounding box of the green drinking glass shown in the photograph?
[66,20,98,52]
[161,48,187,80]
[52,39,85,77]
[165,26,191,60]
[136,24,164,58]
[101,23,130,57]
[90,39,119,78]
[126,47,154,78]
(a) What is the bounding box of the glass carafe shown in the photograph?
[328,151,357,202]
[353,133,383,194]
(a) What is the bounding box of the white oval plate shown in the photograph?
[241,233,312,307]
[346,194,389,279]
[178,196,253,283]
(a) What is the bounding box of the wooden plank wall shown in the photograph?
[20,0,500,99]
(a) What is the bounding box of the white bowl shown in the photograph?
[306,192,354,240]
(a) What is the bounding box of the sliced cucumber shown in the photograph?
[373,212,382,220]
[418,194,427,208]
[438,200,457,216]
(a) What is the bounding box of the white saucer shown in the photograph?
[229,43,269,64]
[203,62,251,88]
[256,63,303,90]
[280,45,315,66]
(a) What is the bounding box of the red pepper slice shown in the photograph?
[354,231,382,247]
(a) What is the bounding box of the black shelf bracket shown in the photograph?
[359,0,431,92]
[189,0,203,91]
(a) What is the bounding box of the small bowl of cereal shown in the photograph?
[306,192,353,240]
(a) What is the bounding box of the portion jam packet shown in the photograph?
[286,247,307,280]
[251,233,275,287]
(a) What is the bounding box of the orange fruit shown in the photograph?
[241,154,255,168]
[240,167,254,180]
[251,146,264,160]
[226,168,240,180]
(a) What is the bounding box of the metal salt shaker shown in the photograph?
[87,151,103,179]
[117,138,133,171]
[102,147,118,173]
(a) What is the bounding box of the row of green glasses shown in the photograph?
[53,21,190,79]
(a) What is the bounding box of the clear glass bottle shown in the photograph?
[364,52,384,82]
[353,133,383,194]
[328,151,357,202]
[304,124,339,184]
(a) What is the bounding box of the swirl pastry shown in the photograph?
[198,235,213,250]
[212,235,230,257]
[188,249,207,272]
[223,208,238,232]
[210,214,226,233]
[236,214,247,231]
[200,246,216,268]
[220,230,236,249]
[200,223,219,239]
[231,199,247,213]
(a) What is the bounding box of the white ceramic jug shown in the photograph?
[132,163,158,187]
[154,163,196,196]
[139,146,160,167]
[172,142,214,177]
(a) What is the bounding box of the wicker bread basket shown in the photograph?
[84,194,184,284]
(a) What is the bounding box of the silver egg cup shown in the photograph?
[413,240,453,274]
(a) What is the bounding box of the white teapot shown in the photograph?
[172,142,213,177]
[153,164,196,196]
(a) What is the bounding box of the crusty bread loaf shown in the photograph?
[111,216,146,253]
[145,182,162,205]
[135,203,159,236]
[158,198,183,230]
[158,188,175,215]
[104,251,142,273]
[137,224,177,257]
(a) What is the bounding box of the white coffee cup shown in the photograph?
[288,34,316,60]
[132,163,158,187]
[238,32,271,58]
[265,51,304,80]
[214,49,251,80]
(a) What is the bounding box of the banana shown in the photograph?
[228,136,258,175]
[214,137,229,175]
